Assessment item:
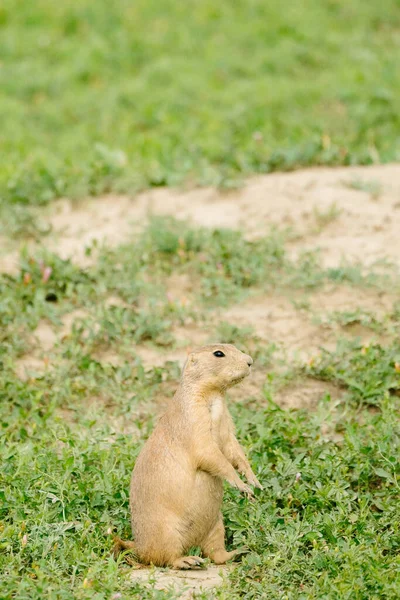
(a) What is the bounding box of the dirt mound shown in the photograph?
[2,163,400,272]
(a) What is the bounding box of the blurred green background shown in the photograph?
[0,0,399,206]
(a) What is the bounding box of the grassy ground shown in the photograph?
[1,218,400,598]
[2,1,400,597]
[1,0,400,228]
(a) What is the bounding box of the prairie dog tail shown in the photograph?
[112,536,138,565]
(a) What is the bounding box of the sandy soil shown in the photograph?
[2,163,399,273]
[129,564,231,599]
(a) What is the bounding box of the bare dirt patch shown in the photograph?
[2,163,400,271]
[223,293,329,358]
[165,273,196,306]
[60,309,91,336]
[134,345,189,369]
[308,285,395,314]
[135,284,394,374]
[274,379,342,410]
[45,163,400,268]
[33,320,58,351]
[172,323,210,347]
[0,247,19,275]
[130,564,230,599]
[14,320,57,379]
[14,356,50,380]
[14,310,89,379]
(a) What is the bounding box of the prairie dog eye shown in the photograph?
[213,350,225,358]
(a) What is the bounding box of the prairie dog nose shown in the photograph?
[246,355,253,367]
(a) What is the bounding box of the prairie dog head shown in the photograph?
[183,344,253,391]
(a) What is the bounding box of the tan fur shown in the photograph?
[117,344,262,569]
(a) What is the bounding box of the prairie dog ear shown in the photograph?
[182,351,196,372]
[189,353,197,364]
[186,350,198,365]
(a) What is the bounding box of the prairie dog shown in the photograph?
[117,344,262,569]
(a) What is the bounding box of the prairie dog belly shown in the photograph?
[182,470,223,548]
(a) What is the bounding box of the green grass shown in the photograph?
[225,400,400,599]
[2,2,400,594]
[1,0,400,228]
[1,219,400,598]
